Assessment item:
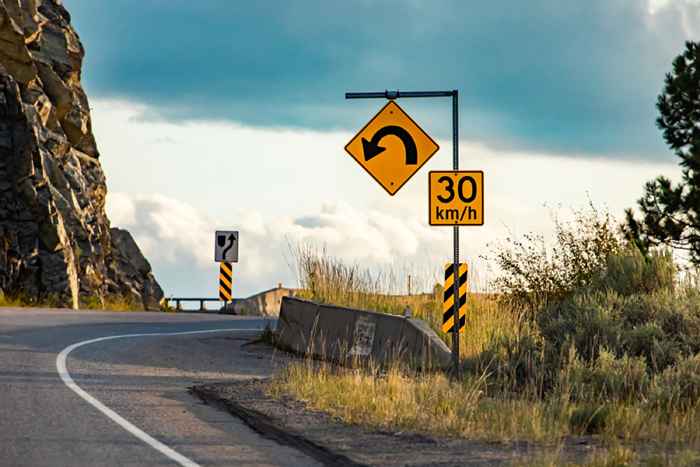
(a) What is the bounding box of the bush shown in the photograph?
[597,248,675,296]
[649,353,700,411]
[484,205,700,406]
[568,404,611,435]
[563,349,649,403]
[465,325,551,397]
[490,204,621,320]
[538,290,624,365]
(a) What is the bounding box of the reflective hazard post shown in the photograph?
[215,230,238,306]
[219,262,232,302]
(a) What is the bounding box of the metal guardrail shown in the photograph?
[164,297,226,312]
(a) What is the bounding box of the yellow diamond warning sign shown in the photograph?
[429,171,484,226]
[344,101,439,196]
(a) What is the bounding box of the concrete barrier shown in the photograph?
[275,296,451,369]
[229,286,296,316]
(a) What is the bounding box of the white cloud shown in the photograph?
[107,193,449,297]
[94,98,681,297]
[647,0,700,37]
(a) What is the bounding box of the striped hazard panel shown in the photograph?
[442,262,467,333]
[219,262,232,301]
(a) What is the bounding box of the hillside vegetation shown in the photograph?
[272,207,700,465]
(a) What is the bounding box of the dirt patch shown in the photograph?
[191,378,598,466]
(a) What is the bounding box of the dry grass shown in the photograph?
[0,291,64,308]
[514,445,700,466]
[270,359,700,463]
[269,361,569,443]
[0,293,29,308]
[0,291,147,311]
[80,294,145,311]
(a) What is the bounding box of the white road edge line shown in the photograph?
[56,328,259,467]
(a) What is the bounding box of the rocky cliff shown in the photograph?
[0,0,163,309]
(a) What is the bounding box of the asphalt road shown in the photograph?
[0,308,321,467]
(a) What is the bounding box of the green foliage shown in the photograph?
[482,204,700,411]
[80,294,142,311]
[276,209,700,457]
[0,290,26,307]
[538,290,623,364]
[568,404,611,435]
[294,204,700,414]
[649,354,700,411]
[596,248,676,296]
[625,40,700,263]
[469,330,546,396]
[0,290,65,308]
[563,349,649,404]
[491,204,620,320]
[80,295,104,309]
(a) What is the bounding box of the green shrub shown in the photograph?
[482,205,700,407]
[621,323,672,371]
[538,290,625,365]
[469,329,546,396]
[597,248,675,296]
[568,403,611,435]
[490,204,621,320]
[649,354,700,411]
[617,293,660,327]
[563,349,649,403]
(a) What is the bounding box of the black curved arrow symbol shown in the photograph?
[222,234,235,259]
[361,125,417,165]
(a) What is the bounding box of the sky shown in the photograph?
[62,0,699,300]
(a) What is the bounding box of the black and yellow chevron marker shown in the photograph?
[442,262,467,333]
[219,262,233,301]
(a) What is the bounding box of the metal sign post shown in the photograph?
[345,90,462,377]
[451,91,460,378]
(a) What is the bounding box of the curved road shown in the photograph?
[0,308,321,467]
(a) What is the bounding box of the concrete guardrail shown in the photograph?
[275,296,451,369]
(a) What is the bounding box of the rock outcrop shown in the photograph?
[0,0,163,309]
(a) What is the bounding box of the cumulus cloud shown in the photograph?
[107,193,450,297]
[108,192,213,267]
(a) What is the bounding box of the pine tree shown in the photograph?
[625,41,700,263]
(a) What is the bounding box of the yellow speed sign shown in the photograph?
[429,171,484,226]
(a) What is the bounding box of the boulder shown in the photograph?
[0,0,163,309]
[108,228,163,310]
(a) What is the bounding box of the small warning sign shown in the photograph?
[344,101,439,196]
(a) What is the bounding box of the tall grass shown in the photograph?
[275,206,700,458]
[80,294,145,311]
[513,445,700,467]
[268,359,570,442]
[291,243,438,315]
[0,290,144,311]
[0,291,64,308]
[290,243,518,357]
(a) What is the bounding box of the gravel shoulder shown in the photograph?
[193,344,600,467]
